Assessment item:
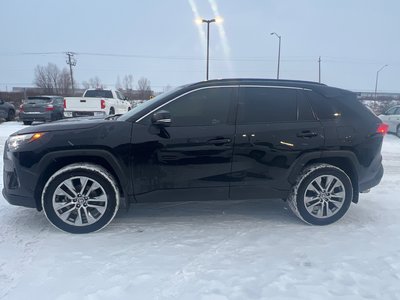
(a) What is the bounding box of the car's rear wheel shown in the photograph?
[6,110,15,121]
[42,163,120,233]
[396,125,400,138]
[23,121,33,125]
[109,107,115,115]
[287,163,353,225]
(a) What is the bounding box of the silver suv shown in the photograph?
[379,106,400,137]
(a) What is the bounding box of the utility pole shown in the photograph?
[318,56,321,83]
[66,52,77,95]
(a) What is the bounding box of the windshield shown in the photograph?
[24,97,52,104]
[84,90,113,98]
[118,85,185,121]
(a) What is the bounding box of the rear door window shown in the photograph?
[237,87,297,124]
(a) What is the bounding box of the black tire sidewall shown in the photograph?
[296,167,353,225]
[43,169,117,233]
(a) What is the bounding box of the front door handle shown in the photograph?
[297,131,318,138]
[207,138,231,145]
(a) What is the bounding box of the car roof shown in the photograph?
[185,78,353,98]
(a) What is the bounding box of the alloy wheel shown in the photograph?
[52,176,108,226]
[303,175,346,219]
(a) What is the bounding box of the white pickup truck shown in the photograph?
[63,89,131,118]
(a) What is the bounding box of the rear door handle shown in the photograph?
[207,138,231,145]
[297,131,318,138]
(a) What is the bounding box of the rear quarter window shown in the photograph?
[305,91,340,120]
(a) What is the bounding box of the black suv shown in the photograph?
[3,79,386,233]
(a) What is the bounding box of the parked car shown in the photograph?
[3,79,386,233]
[19,96,64,125]
[0,99,15,121]
[379,105,400,137]
[63,89,131,118]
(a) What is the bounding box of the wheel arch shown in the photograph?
[34,149,132,210]
[288,151,360,203]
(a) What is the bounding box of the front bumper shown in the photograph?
[2,142,37,209]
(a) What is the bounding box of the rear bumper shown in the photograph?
[20,112,52,122]
[2,189,36,208]
[359,163,384,192]
[64,111,106,118]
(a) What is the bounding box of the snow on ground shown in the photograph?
[1,121,400,300]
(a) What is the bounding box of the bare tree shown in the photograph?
[34,64,53,94]
[123,74,134,91]
[163,84,172,93]
[82,77,103,89]
[33,63,72,95]
[89,76,103,88]
[58,68,72,95]
[137,77,152,99]
[115,75,122,91]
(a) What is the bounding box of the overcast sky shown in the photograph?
[1,0,399,92]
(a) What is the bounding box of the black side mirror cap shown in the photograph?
[152,110,171,126]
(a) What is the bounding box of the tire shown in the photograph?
[109,107,115,115]
[6,110,15,121]
[287,163,353,225]
[23,121,33,125]
[42,163,120,234]
[396,125,400,138]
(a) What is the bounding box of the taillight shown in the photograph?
[377,123,389,135]
[46,104,54,111]
[101,99,106,109]
[19,104,24,112]
[63,98,66,109]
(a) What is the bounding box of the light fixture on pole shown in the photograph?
[270,32,281,79]
[374,64,388,100]
[196,17,223,80]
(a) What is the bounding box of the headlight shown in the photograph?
[7,133,44,151]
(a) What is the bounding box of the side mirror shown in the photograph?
[151,110,171,126]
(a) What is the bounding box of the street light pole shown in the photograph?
[200,19,217,81]
[374,64,388,100]
[270,32,281,79]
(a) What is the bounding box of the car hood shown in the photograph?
[14,117,109,135]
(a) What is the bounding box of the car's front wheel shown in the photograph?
[42,163,120,233]
[287,163,353,225]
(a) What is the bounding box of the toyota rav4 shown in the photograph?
[3,79,386,233]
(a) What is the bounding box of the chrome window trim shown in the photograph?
[135,84,312,123]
